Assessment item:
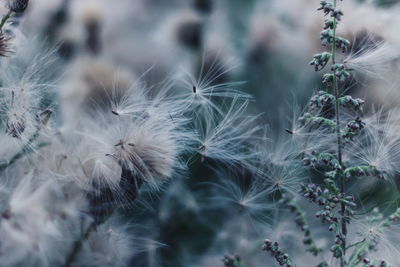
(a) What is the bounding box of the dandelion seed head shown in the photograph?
[77,109,188,196]
[207,170,274,226]
[174,53,249,114]
[0,174,83,266]
[349,212,400,265]
[254,135,307,197]
[194,97,261,168]
[75,220,165,267]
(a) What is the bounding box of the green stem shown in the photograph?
[0,10,13,31]
[64,207,116,267]
[64,220,98,267]
[331,1,346,266]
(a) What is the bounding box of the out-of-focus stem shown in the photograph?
[0,10,13,30]
[64,166,143,266]
[64,207,116,267]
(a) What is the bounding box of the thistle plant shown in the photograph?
[0,1,399,266]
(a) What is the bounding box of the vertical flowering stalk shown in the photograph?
[260,1,400,266]
[311,1,352,265]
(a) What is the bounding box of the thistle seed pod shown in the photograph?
[6,115,25,138]
[194,0,213,14]
[7,0,30,14]
[0,31,12,57]
[174,12,203,50]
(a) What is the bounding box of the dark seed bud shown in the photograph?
[8,0,30,14]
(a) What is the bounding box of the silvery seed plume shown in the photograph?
[174,54,249,115]
[73,222,136,267]
[194,96,262,168]
[0,35,59,142]
[78,110,188,200]
[344,109,400,182]
[256,137,308,197]
[208,172,274,226]
[347,208,400,266]
[0,174,82,266]
[344,40,400,80]
[60,57,135,124]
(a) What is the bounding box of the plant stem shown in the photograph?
[0,10,13,31]
[64,206,116,267]
[64,166,144,266]
[64,220,97,267]
[331,0,346,266]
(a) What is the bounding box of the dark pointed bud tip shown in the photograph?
[284,128,294,134]
[8,0,30,13]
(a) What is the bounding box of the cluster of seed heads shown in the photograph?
[262,240,293,267]
[300,181,355,227]
[332,64,352,82]
[309,90,336,111]
[303,151,342,171]
[222,254,242,267]
[280,196,321,256]
[310,52,332,71]
[299,113,337,131]
[300,90,365,140]
[261,0,398,265]
[317,1,351,51]
[343,165,386,180]
[331,233,346,258]
[342,117,365,140]
[335,37,351,52]
[308,91,364,119]
[362,258,389,267]
[320,29,335,46]
[388,208,400,221]
[318,1,344,20]
[338,95,365,112]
